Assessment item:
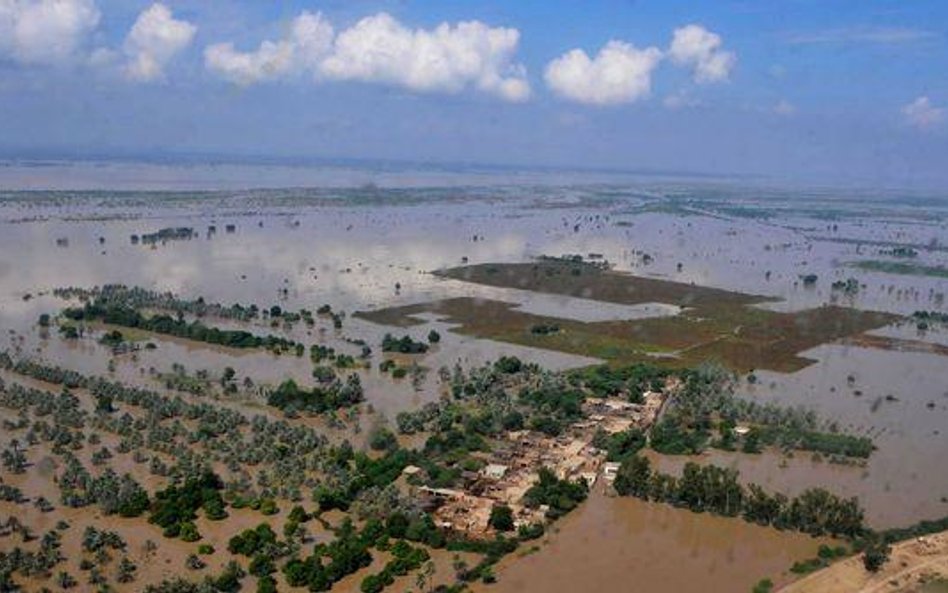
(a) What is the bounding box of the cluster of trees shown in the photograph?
[58,456,149,517]
[912,310,948,330]
[592,427,646,462]
[228,523,278,557]
[0,353,346,508]
[282,519,374,591]
[266,375,364,414]
[53,285,260,322]
[381,333,430,354]
[488,505,515,531]
[137,227,195,245]
[756,427,875,459]
[522,468,588,519]
[0,526,67,588]
[530,323,560,335]
[1,353,86,388]
[537,254,611,271]
[614,456,866,538]
[360,540,430,593]
[518,381,585,437]
[63,303,301,354]
[831,278,861,295]
[149,471,228,540]
[648,362,874,460]
[142,561,246,593]
[570,362,669,401]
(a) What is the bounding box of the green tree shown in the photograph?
[488,505,515,532]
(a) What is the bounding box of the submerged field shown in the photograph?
[357,260,901,373]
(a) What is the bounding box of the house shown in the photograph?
[602,462,621,481]
[482,463,509,480]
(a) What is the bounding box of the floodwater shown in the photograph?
[0,174,945,590]
[481,490,828,593]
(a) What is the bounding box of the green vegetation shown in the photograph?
[787,545,850,575]
[381,333,429,354]
[149,471,227,539]
[522,468,588,519]
[266,376,364,414]
[880,246,918,258]
[488,505,515,532]
[831,277,860,295]
[912,310,948,331]
[862,538,891,572]
[358,261,896,373]
[851,260,948,279]
[569,363,669,400]
[63,302,301,353]
[137,227,195,245]
[647,363,874,459]
[879,514,948,544]
[593,427,646,462]
[613,455,866,539]
[530,323,560,335]
[359,540,430,593]
[228,524,278,556]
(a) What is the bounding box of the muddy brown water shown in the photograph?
[480,491,828,593]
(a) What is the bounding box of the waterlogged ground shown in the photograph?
[480,491,829,593]
[0,167,946,591]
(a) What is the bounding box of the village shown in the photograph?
[408,388,669,538]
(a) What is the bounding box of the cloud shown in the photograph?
[668,24,735,83]
[784,26,936,45]
[544,41,662,106]
[123,3,196,82]
[204,11,333,85]
[0,0,100,65]
[321,13,529,102]
[205,11,529,102]
[902,96,944,130]
[773,99,796,116]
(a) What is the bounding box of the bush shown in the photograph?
[488,505,515,532]
[862,540,891,572]
[369,427,398,452]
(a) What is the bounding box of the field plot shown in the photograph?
[357,260,900,373]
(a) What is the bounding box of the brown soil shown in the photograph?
[779,531,948,593]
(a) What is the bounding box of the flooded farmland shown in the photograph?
[0,170,946,592]
[481,491,828,593]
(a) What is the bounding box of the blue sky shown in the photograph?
[1,0,947,188]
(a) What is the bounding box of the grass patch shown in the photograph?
[850,260,948,278]
[355,261,898,373]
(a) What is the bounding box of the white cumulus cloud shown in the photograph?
[123,3,196,82]
[902,96,944,130]
[204,11,530,102]
[319,13,529,102]
[204,11,333,85]
[668,24,735,83]
[544,41,662,106]
[0,0,100,65]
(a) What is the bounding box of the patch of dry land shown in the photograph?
[779,531,948,593]
[356,260,901,373]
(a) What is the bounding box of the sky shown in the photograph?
[1,0,947,189]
